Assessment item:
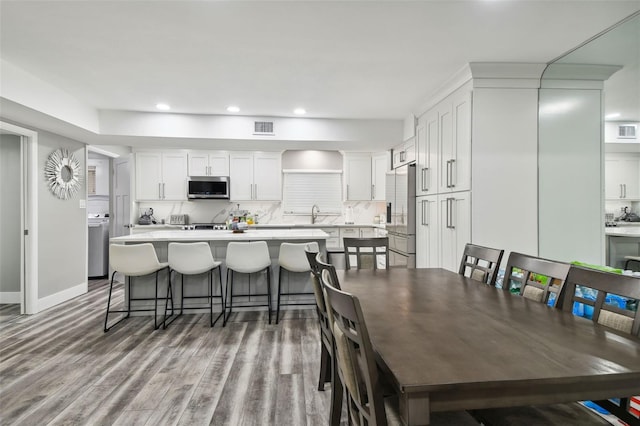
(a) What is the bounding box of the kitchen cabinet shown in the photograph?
[605,155,640,200]
[415,110,439,196]
[372,152,389,201]
[344,152,389,201]
[391,137,416,169]
[229,151,281,201]
[438,89,472,194]
[135,151,187,201]
[438,191,471,273]
[188,151,229,176]
[416,195,439,268]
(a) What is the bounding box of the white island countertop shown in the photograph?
[111,228,329,243]
[605,227,640,237]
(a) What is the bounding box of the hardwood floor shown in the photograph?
[0,304,21,325]
[0,279,339,425]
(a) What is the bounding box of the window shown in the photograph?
[282,170,342,214]
[87,165,96,195]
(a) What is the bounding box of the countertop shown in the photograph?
[130,223,385,230]
[605,227,640,237]
[112,228,329,243]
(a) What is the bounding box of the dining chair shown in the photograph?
[472,265,640,426]
[501,252,571,307]
[166,242,225,328]
[322,278,479,426]
[458,243,504,285]
[343,237,389,270]
[275,241,319,324]
[105,243,172,332]
[561,265,640,426]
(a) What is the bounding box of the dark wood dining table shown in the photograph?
[336,268,640,426]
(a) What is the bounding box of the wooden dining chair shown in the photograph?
[501,252,571,307]
[458,243,504,285]
[323,279,479,426]
[343,237,389,270]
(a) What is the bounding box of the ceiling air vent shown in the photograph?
[254,121,274,136]
[618,124,637,139]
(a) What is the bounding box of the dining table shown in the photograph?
[336,268,640,426]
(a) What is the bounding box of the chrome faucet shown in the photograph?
[311,204,320,224]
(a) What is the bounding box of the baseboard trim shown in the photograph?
[0,291,21,304]
[37,282,88,313]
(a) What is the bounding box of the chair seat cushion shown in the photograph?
[471,402,609,426]
[172,260,221,275]
[127,262,169,277]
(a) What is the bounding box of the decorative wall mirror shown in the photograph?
[45,148,82,199]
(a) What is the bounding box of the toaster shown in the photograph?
[169,214,188,225]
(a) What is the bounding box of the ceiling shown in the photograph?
[1,1,639,139]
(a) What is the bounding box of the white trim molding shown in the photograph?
[37,281,88,313]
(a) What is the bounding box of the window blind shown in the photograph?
[282,170,342,214]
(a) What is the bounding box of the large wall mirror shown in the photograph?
[538,11,639,267]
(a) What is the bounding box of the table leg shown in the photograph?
[399,392,431,426]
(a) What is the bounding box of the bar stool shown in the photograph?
[624,255,640,271]
[167,242,225,328]
[276,242,319,324]
[225,241,273,323]
[105,243,172,332]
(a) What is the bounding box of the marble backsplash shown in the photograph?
[137,200,387,225]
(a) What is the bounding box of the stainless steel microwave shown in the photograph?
[188,176,230,199]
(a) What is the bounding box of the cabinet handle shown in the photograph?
[422,200,428,226]
[421,168,427,191]
[346,184,349,200]
[162,183,165,199]
[445,160,450,188]
[400,151,406,163]
[449,159,456,188]
[620,184,624,199]
[623,184,627,198]
[254,183,257,200]
[446,197,455,229]
[372,185,375,199]
[158,183,162,199]
[207,166,210,175]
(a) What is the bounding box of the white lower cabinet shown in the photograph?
[438,191,471,272]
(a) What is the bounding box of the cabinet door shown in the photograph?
[606,158,640,200]
[135,152,162,200]
[416,111,439,196]
[438,192,471,272]
[360,227,376,238]
[416,195,439,268]
[345,154,372,200]
[188,151,210,176]
[403,137,416,165]
[371,153,388,201]
[229,152,254,200]
[253,152,281,200]
[161,152,187,200]
[622,158,640,199]
[451,90,472,192]
[209,152,229,176]
[438,101,454,193]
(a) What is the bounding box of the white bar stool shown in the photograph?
[105,243,172,332]
[167,242,225,328]
[276,242,319,324]
[225,241,273,323]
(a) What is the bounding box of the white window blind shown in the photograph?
[282,170,342,214]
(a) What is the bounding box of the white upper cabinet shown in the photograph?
[416,110,439,196]
[344,153,372,201]
[229,151,281,201]
[438,89,472,193]
[188,151,229,177]
[371,152,389,201]
[392,137,416,169]
[136,151,187,201]
[605,155,640,200]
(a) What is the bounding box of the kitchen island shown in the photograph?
[110,229,328,315]
[605,225,640,270]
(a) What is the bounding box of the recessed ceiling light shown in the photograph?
[294,108,306,115]
[226,105,240,113]
[605,112,621,119]
[156,103,170,111]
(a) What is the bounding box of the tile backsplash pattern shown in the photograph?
[137,200,387,225]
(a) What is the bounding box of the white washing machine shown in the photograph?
[88,216,109,277]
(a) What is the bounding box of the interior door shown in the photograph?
[113,156,131,238]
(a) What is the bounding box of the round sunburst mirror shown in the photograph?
[45,148,82,200]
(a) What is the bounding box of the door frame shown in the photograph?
[1,121,38,314]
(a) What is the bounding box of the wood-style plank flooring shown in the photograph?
[0,279,341,425]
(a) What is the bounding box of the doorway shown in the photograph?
[0,121,38,315]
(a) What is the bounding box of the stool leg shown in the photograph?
[219,266,226,326]
[226,269,233,321]
[104,271,117,332]
[209,268,213,327]
[267,266,272,324]
[276,266,283,324]
[154,270,159,330]
[180,273,185,316]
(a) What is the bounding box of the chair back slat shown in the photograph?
[458,243,504,286]
[343,237,389,270]
[562,266,640,336]
[502,252,570,308]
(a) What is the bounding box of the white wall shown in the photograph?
[538,88,604,264]
[0,134,22,295]
[472,88,539,259]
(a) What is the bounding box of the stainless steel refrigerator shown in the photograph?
[385,163,416,267]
